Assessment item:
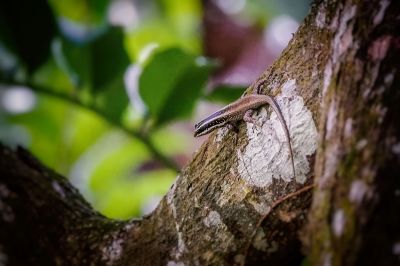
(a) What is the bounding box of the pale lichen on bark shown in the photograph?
[101,237,124,265]
[237,79,317,186]
[214,127,230,144]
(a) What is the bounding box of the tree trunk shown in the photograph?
[1,0,399,265]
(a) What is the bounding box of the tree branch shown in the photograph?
[1,0,398,265]
[7,81,180,172]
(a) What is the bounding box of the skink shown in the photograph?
[194,92,296,178]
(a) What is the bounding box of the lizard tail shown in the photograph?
[264,95,296,178]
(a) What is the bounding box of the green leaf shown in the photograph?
[0,0,57,73]
[125,22,180,62]
[55,27,130,91]
[157,62,210,124]
[205,85,246,104]
[52,37,91,89]
[139,47,213,126]
[48,0,109,26]
[5,95,69,174]
[31,57,75,93]
[91,28,130,91]
[51,27,131,122]
[94,77,129,122]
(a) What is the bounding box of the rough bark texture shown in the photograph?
[0,0,399,265]
[303,0,400,266]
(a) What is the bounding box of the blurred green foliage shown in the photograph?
[139,48,213,126]
[0,0,309,219]
[0,0,211,219]
[205,85,247,104]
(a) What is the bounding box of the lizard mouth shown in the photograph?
[193,129,202,137]
[194,127,206,137]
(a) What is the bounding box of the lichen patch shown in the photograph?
[101,237,123,265]
[344,118,353,138]
[368,35,392,61]
[202,209,235,251]
[319,142,339,189]
[215,127,229,143]
[165,176,187,259]
[217,178,249,207]
[373,0,390,26]
[169,222,186,260]
[203,210,222,228]
[322,252,332,266]
[324,4,357,97]
[52,181,65,198]
[167,261,185,266]
[315,4,326,28]
[332,5,356,63]
[393,242,400,256]
[166,176,179,206]
[322,61,333,97]
[237,80,317,187]
[349,180,371,205]
[166,177,180,220]
[392,143,400,155]
[326,100,338,139]
[176,228,186,257]
[281,79,297,95]
[332,209,345,237]
[356,139,368,150]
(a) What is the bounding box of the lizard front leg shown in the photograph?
[243,109,256,124]
[254,78,267,95]
[226,122,240,134]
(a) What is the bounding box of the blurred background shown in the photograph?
[0,0,310,219]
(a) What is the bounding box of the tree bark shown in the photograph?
[1,0,399,265]
[303,1,400,266]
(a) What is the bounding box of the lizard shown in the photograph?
[194,80,296,178]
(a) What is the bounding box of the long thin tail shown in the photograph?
[264,96,296,178]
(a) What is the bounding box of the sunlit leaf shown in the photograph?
[63,106,111,165]
[96,172,176,219]
[31,58,75,93]
[125,22,178,62]
[48,0,109,26]
[124,0,202,62]
[5,95,68,173]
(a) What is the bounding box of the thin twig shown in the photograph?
[8,82,180,172]
[241,183,315,266]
